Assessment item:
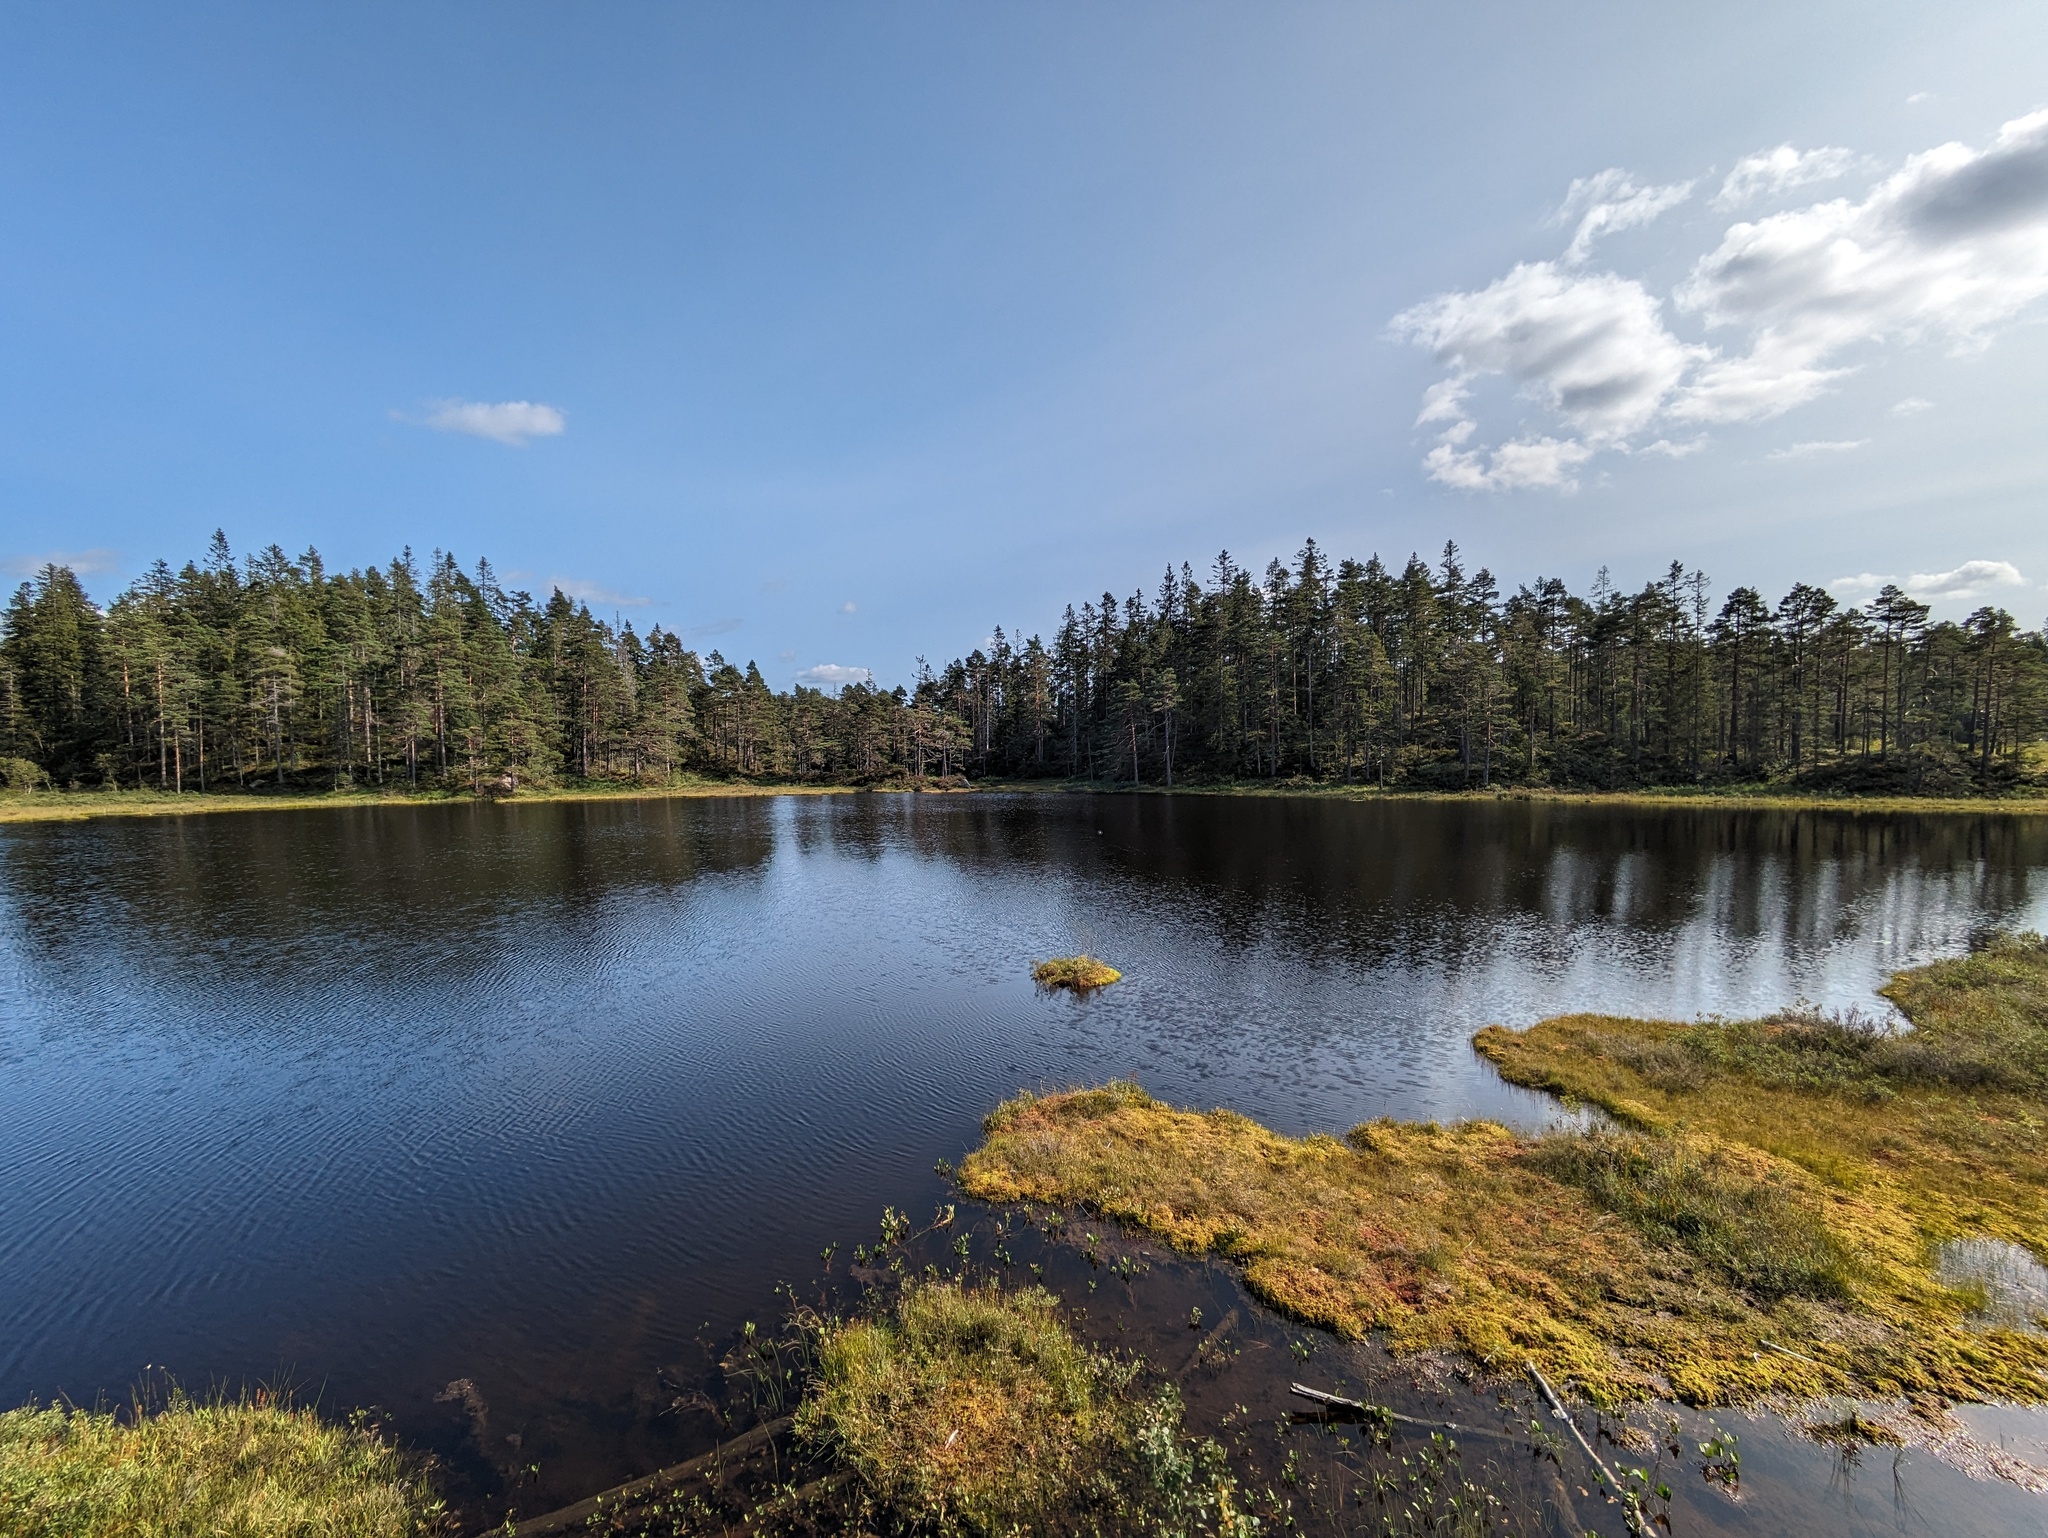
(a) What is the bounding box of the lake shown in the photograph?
[4,792,2046,1528]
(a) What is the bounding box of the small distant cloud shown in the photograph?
[777,649,797,662]
[682,617,743,639]
[549,576,650,608]
[3,547,120,578]
[1553,168,1694,266]
[1906,560,2024,601]
[1640,436,1708,458]
[1907,91,1933,105]
[840,600,857,614]
[795,663,872,690]
[1891,396,1934,416]
[421,398,566,446]
[1829,561,2025,603]
[1770,438,1869,460]
[1713,145,1858,210]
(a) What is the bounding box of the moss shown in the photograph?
[961,940,2048,1408]
[0,1390,443,1536]
[795,1280,1247,1537]
[1031,956,1123,993]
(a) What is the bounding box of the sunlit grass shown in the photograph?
[796,1279,1247,1536]
[0,1388,443,1537]
[962,937,2048,1408]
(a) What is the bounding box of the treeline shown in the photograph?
[1,534,2044,797]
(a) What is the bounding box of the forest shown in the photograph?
[2,533,2045,798]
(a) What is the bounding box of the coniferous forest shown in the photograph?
[3,533,2045,797]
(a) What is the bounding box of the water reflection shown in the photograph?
[0,793,2044,1518]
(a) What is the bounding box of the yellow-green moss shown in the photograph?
[962,939,2048,1408]
[0,1390,443,1536]
[1032,956,1123,992]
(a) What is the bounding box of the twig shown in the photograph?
[1525,1363,1643,1535]
[1758,1338,1842,1374]
[1287,1383,1495,1438]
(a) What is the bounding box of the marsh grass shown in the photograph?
[0,1388,443,1537]
[1528,1129,1854,1302]
[795,1280,1248,1536]
[962,938,2048,1408]
[1032,956,1123,993]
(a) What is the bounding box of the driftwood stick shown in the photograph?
[1287,1382,1496,1438]
[1525,1363,1643,1535]
[1758,1338,1840,1374]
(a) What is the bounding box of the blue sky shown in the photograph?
[4,3,2047,689]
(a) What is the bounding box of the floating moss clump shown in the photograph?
[797,1280,1246,1536]
[962,935,2048,1408]
[1032,956,1122,993]
[0,1389,443,1537]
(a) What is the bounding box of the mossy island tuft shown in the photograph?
[1033,955,1123,992]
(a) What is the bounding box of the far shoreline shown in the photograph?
[4,775,2047,827]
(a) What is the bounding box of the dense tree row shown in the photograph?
[2,534,2044,796]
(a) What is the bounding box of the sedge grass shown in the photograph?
[796,1280,1248,1537]
[1031,956,1122,992]
[0,1388,443,1537]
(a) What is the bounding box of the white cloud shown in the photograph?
[1673,109,2048,419]
[1555,169,1694,265]
[1712,145,1857,210]
[1891,396,1934,415]
[795,663,872,690]
[1907,92,1933,106]
[1905,560,2025,601]
[840,600,858,613]
[1394,110,2048,491]
[1422,434,1595,492]
[3,547,120,578]
[1829,562,2026,603]
[1393,263,1699,445]
[1768,438,1869,460]
[548,576,650,608]
[423,398,566,446]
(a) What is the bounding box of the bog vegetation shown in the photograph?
[961,934,2048,1408]
[0,1388,442,1537]
[3,534,2045,797]
[1032,956,1123,992]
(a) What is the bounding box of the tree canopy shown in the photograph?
[2,534,2043,796]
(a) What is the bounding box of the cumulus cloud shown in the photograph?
[1555,169,1694,265]
[1891,396,1934,415]
[1393,264,1699,444]
[1829,562,2025,603]
[548,576,650,608]
[423,398,566,446]
[3,547,120,578]
[795,663,872,690]
[1905,560,2025,601]
[1712,145,1857,210]
[1396,111,2048,490]
[1768,438,1869,460]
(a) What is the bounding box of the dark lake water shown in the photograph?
[4,792,2047,1529]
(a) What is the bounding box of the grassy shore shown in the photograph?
[979,776,2048,817]
[0,779,869,826]
[4,774,2043,826]
[0,1390,443,1536]
[960,934,2048,1409]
